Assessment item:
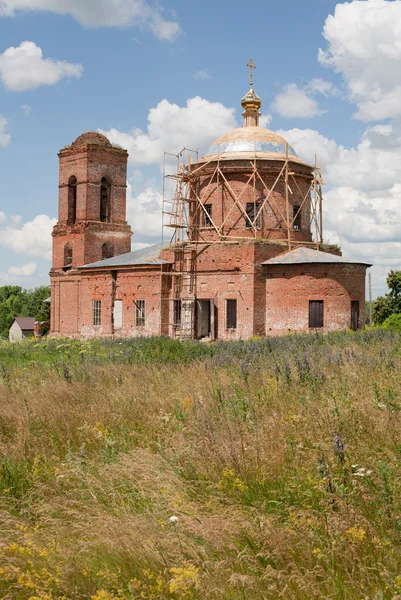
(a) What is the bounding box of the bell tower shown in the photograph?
[51,131,132,272]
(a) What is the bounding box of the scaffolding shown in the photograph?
[160,143,324,337]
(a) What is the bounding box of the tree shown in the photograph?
[0,285,50,339]
[373,270,401,324]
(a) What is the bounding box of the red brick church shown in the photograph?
[50,67,370,339]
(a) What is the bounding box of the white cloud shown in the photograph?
[102,96,237,165]
[0,0,181,41]
[259,114,273,128]
[272,84,324,119]
[7,262,37,277]
[306,78,338,97]
[279,123,401,193]
[277,124,401,294]
[20,104,31,115]
[319,0,401,121]
[127,184,162,245]
[0,114,10,146]
[194,69,211,81]
[0,41,82,92]
[0,214,56,259]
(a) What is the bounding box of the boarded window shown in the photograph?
[202,204,212,227]
[64,243,73,267]
[351,300,359,331]
[226,299,237,329]
[173,300,181,327]
[100,178,110,223]
[67,176,77,225]
[102,242,114,259]
[293,205,301,230]
[136,299,145,327]
[93,300,102,326]
[113,300,123,330]
[245,203,260,228]
[309,300,324,328]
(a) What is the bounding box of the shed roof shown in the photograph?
[261,247,372,266]
[79,242,171,270]
[12,317,35,330]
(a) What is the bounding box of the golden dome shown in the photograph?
[202,126,310,166]
[241,87,262,110]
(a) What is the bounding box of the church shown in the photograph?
[50,64,370,340]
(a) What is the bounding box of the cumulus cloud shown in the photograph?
[0,214,56,259]
[277,124,401,293]
[0,0,181,41]
[7,262,37,277]
[102,96,237,166]
[279,123,401,193]
[271,83,325,119]
[126,183,162,245]
[0,114,10,146]
[20,104,31,115]
[0,41,82,91]
[259,114,273,128]
[319,0,401,121]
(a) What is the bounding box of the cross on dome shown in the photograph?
[241,59,262,126]
[247,58,256,88]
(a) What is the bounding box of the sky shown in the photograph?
[0,0,400,298]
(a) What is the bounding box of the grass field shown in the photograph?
[1,331,401,599]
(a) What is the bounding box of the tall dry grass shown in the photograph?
[0,331,401,599]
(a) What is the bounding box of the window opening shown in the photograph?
[309,300,324,328]
[226,299,237,329]
[100,177,110,223]
[64,243,73,267]
[93,300,102,326]
[173,300,182,327]
[245,203,260,228]
[102,242,114,260]
[136,300,145,327]
[202,204,212,227]
[293,205,301,230]
[67,176,77,225]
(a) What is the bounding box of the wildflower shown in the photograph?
[354,467,373,477]
[346,526,366,542]
[169,515,179,524]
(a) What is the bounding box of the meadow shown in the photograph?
[0,331,401,599]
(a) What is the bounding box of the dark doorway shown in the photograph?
[196,300,211,339]
[309,300,324,329]
[351,301,360,331]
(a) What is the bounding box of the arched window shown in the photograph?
[64,243,73,267]
[102,242,114,260]
[67,176,77,225]
[100,177,110,223]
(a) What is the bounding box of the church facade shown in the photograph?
[50,75,370,340]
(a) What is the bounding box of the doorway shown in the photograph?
[196,300,211,339]
[351,301,360,331]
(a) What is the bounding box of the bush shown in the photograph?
[382,312,401,331]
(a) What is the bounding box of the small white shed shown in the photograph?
[9,317,35,343]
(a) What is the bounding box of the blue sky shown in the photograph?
[0,0,400,296]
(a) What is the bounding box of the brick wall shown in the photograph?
[189,159,313,244]
[264,263,367,335]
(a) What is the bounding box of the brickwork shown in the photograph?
[264,264,367,335]
[190,160,313,244]
[50,130,369,340]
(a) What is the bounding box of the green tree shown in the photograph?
[0,285,50,339]
[374,270,401,324]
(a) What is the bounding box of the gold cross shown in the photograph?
[247,58,256,88]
